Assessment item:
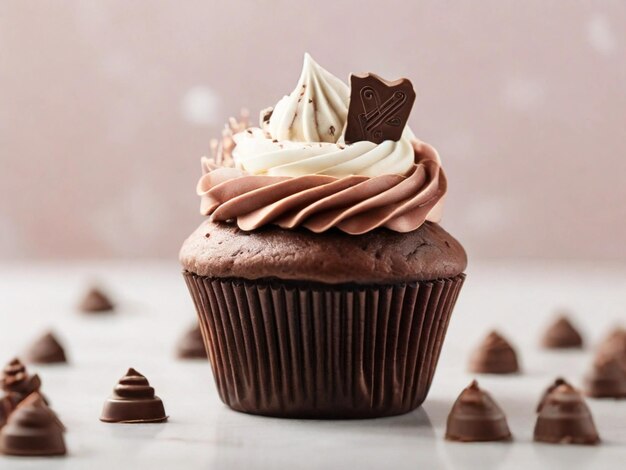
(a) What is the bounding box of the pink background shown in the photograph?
[1,1,625,261]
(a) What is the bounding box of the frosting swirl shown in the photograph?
[198,54,447,234]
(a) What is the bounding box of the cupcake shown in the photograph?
[180,54,467,418]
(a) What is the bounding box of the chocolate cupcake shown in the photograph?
[180,54,467,418]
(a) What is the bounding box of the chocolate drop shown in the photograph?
[79,287,114,313]
[541,315,584,349]
[23,332,68,364]
[176,324,208,359]
[0,394,66,456]
[100,368,167,423]
[533,383,600,445]
[469,331,520,374]
[536,377,570,412]
[1,358,42,396]
[584,354,626,399]
[445,380,512,442]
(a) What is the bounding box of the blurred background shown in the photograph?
[1,0,625,262]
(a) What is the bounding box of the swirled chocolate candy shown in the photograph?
[536,378,570,412]
[100,368,167,423]
[176,324,208,359]
[79,286,114,313]
[584,354,626,399]
[0,394,66,456]
[597,327,626,367]
[1,358,42,397]
[23,332,68,364]
[445,380,512,442]
[534,383,600,445]
[469,331,520,374]
[541,315,584,349]
[0,393,21,428]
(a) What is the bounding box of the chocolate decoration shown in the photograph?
[100,368,167,423]
[79,286,114,313]
[344,73,416,144]
[536,378,570,412]
[469,331,520,374]
[445,380,512,442]
[176,324,208,359]
[23,332,68,364]
[0,394,66,456]
[0,393,21,428]
[1,358,42,397]
[541,315,584,349]
[533,383,600,445]
[584,354,626,399]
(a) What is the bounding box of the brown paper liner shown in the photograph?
[184,272,465,419]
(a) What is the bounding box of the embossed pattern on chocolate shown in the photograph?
[344,73,416,144]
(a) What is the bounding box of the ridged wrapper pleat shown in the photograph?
[184,272,465,419]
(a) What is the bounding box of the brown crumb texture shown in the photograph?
[180,221,467,284]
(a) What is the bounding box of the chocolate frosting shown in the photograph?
[180,220,467,284]
[469,331,520,374]
[198,139,445,235]
[445,380,512,442]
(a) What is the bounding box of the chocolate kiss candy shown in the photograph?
[176,324,208,359]
[0,394,66,456]
[1,358,42,397]
[100,368,167,423]
[533,383,600,445]
[536,378,570,412]
[445,380,512,442]
[79,286,114,313]
[584,354,626,399]
[541,315,584,349]
[344,73,416,144]
[23,332,68,364]
[469,331,520,374]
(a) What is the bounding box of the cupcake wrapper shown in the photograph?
[184,272,465,419]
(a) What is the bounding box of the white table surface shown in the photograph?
[0,260,625,469]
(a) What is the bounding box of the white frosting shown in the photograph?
[233,54,419,178]
[268,54,349,144]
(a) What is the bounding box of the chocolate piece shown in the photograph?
[533,383,600,445]
[597,327,626,368]
[469,331,520,374]
[0,393,21,428]
[0,394,66,456]
[541,315,584,349]
[344,73,416,144]
[79,286,114,313]
[1,358,42,397]
[100,368,167,423]
[22,332,68,364]
[176,324,208,359]
[536,378,570,412]
[445,380,512,442]
[584,354,626,398]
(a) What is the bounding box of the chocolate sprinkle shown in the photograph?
[100,368,167,423]
[22,332,68,365]
[445,380,512,442]
[468,331,520,374]
[533,383,600,445]
[541,315,584,349]
[344,73,416,144]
